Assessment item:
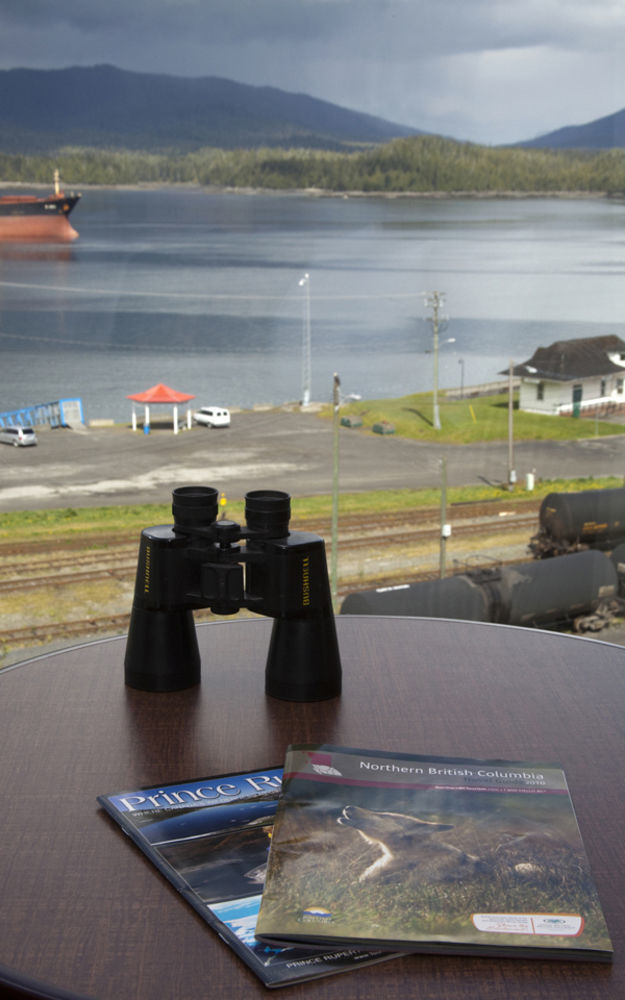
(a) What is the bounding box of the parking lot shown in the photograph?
[1,407,624,511]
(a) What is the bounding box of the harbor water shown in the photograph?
[1,188,625,423]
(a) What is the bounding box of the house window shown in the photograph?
[536,382,544,401]
[600,378,607,397]
[618,378,624,395]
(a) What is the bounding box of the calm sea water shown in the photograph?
[2,188,625,422]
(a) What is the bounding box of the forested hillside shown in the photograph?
[3,136,625,194]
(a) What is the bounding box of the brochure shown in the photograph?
[255,745,613,963]
[98,766,396,988]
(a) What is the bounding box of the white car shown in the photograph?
[193,406,231,428]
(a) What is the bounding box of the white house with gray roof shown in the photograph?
[507,335,625,416]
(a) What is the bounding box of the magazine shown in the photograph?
[98,766,397,988]
[255,745,613,963]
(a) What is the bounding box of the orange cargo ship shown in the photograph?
[0,171,81,243]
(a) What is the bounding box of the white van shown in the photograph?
[193,406,231,428]
[0,425,38,447]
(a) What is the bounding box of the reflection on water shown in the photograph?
[0,245,75,264]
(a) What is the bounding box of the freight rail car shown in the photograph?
[529,487,625,558]
[341,550,621,634]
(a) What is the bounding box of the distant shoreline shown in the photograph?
[209,186,618,201]
[0,180,618,201]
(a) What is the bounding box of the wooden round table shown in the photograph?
[0,615,623,998]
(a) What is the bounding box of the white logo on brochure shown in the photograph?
[473,913,583,936]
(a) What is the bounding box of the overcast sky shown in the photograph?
[2,0,625,145]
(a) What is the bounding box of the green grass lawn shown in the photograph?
[2,476,625,545]
[324,390,623,443]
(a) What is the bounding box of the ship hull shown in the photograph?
[0,193,80,243]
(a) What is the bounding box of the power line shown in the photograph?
[0,279,430,303]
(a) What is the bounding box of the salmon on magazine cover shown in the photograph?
[255,745,613,962]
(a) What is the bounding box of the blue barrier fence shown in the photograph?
[0,398,84,429]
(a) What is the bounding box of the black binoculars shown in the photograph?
[124,486,341,701]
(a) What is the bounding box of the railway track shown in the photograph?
[0,556,138,594]
[0,557,535,650]
[0,499,539,653]
[1,506,538,596]
[0,615,134,648]
[336,511,538,551]
[0,609,217,649]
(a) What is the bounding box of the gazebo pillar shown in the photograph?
[131,407,137,432]
[173,405,179,435]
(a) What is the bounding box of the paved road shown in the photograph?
[1,410,624,511]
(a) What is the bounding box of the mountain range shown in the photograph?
[0,65,420,154]
[516,107,625,150]
[0,65,623,154]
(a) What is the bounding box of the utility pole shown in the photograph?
[508,359,516,490]
[330,373,360,610]
[424,291,451,431]
[331,373,340,607]
[439,457,451,578]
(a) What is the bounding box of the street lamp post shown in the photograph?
[458,357,465,399]
[299,273,311,407]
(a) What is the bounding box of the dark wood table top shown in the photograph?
[0,614,623,999]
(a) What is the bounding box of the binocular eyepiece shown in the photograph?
[171,485,219,528]
[124,485,341,702]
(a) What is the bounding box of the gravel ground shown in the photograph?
[2,409,625,511]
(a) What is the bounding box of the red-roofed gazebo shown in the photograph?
[127,383,195,434]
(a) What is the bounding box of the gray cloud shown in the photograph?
[2,0,625,143]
